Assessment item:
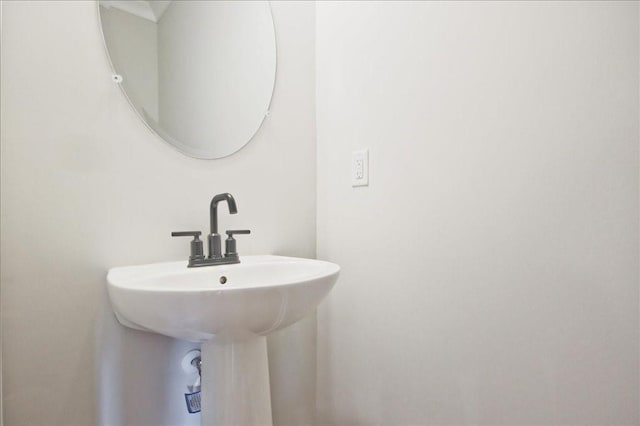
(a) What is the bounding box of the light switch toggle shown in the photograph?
[351,149,369,187]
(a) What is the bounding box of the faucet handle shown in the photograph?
[225,230,251,236]
[224,230,251,258]
[171,231,204,263]
[171,231,202,238]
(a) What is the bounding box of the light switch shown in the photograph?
[351,149,369,187]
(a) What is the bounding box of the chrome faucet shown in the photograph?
[172,193,250,267]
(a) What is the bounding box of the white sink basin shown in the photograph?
[106,255,339,426]
[107,255,339,341]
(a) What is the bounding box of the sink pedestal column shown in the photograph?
[201,336,272,426]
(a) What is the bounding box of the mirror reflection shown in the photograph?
[98,1,276,159]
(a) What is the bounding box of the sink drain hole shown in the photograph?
[219,276,227,284]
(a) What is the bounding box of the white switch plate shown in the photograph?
[351,149,369,187]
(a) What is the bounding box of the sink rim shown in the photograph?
[107,255,340,293]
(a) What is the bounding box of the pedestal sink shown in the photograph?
[107,255,339,426]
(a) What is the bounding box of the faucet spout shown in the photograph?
[208,193,238,259]
[210,193,237,235]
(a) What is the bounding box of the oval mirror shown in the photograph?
[98,1,276,159]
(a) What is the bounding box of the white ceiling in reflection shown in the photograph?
[99,1,172,23]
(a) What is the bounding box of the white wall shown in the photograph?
[0,0,3,421]
[0,1,316,425]
[0,1,3,422]
[316,1,639,425]
[99,5,159,122]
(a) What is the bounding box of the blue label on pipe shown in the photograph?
[185,391,201,414]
